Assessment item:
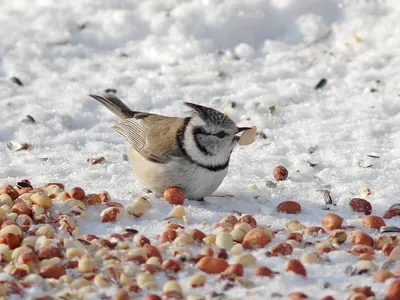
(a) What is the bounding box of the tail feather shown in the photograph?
[89,93,136,120]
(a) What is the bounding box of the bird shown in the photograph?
[89,93,251,200]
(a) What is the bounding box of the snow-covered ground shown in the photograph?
[1,0,400,299]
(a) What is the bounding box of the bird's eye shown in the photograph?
[215,131,227,138]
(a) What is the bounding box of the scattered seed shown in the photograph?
[307,146,318,154]
[380,226,400,233]
[323,190,333,205]
[315,78,327,90]
[370,88,378,93]
[257,131,267,139]
[306,160,318,167]
[217,71,227,78]
[265,180,277,188]
[11,77,23,86]
[367,154,380,159]
[21,115,36,123]
[269,105,276,116]
[358,160,373,168]
[87,157,105,165]
[78,21,88,30]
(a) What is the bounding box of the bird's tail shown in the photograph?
[89,93,136,120]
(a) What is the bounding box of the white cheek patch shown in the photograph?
[238,126,257,145]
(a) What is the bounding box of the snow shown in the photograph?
[1,0,400,299]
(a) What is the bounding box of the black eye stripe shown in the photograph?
[193,127,227,138]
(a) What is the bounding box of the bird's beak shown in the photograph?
[233,126,252,141]
[236,126,252,133]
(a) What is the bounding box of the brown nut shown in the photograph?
[276,201,301,214]
[163,188,185,205]
[372,270,394,282]
[285,259,307,277]
[238,215,257,228]
[385,279,400,300]
[349,198,372,215]
[273,165,288,181]
[0,185,19,200]
[271,243,293,256]
[70,187,86,201]
[354,232,374,247]
[253,266,274,277]
[40,264,66,279]
[223,263,243,277]
[12,203,32,216]
[243,228,273,249]
[362,216,386,230]
[191,229,206,243]
[160,229,177,243]
[85,194,101,205]
[196,257,228,274]
[162,260,182,273]
[321,213,343,231]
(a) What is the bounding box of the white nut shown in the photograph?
[78,255,96,273]
[18,193,34,204]
[39,257,61,267]
[127,201,149,218]
[31,192,53,208]
[286,239,303,249]
[0,194,13,207]
[65,199,86,210]
[146,256,162,267]
[233,222,252,233]
[94,274,111,288]
[1,206,11,214]
[215,232,233,250]
[234,253,256,267]
[31,205,45,217]
[133,196,151,209]
[301,251,321,264]
[187,273,206,287]
[56,191,70,201]
[34,236,49,251]
[7,213,17,221]
[123,265,139,277]
[230,229,246,242]
[171,205,185,220]
[11,246,31,261]
[44,184,63,196]
[230,243,244,255]
[24,274,44,286]
[127,248,147,257]
[71,278,91,289]
[136,272,157,290]
[36,224,56,238]
[66,248,86,259]
[163,281,182,294]
[174,233,194,245]
[0,224,22,238]
[21,236,37,247]
[286,220,306,232]
[0,244,11,262]
[202,234,216,245]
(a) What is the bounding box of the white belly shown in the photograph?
[128,147,228,200]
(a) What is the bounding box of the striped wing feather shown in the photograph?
[113,114,184,163]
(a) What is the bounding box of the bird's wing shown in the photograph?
[113,114,185,163]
